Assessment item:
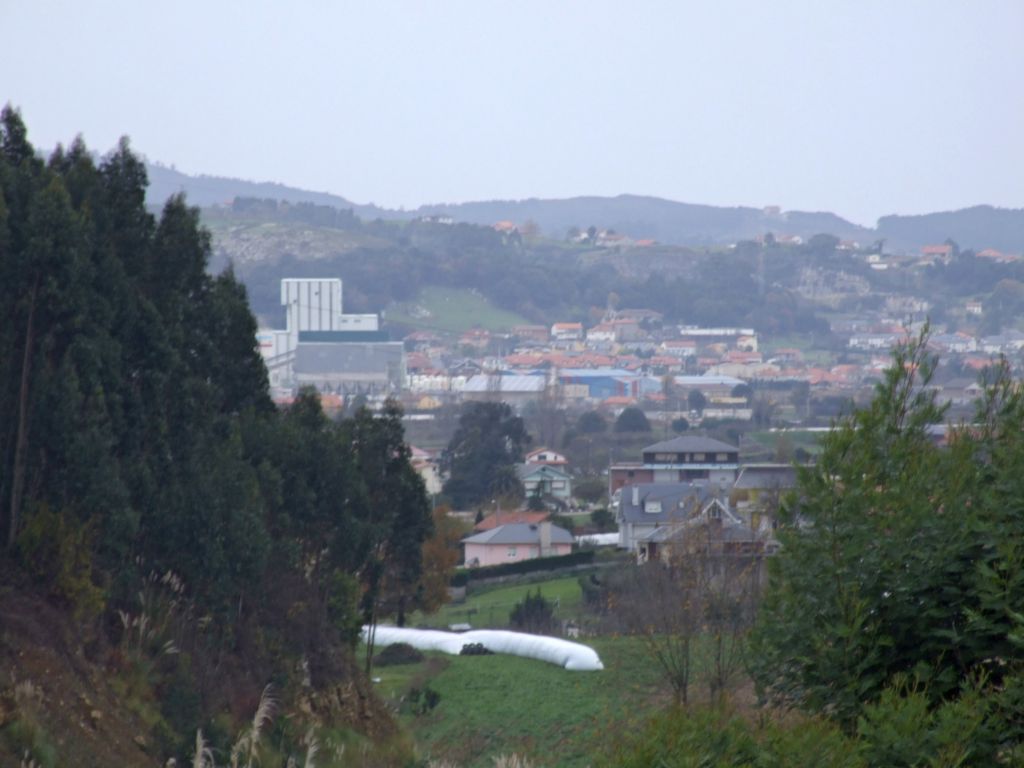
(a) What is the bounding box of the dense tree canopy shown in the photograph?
[440,401,530,508]
[614,406,651,433]
[750,330,1024,757]
[0,105,432,669]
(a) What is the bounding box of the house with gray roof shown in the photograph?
[516,463,573,506]
[462,522,573,568]
[614,481,772,563]
[610,436,740,494]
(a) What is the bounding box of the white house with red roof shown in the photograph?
[551,322,584,341]
[525,447,569,467]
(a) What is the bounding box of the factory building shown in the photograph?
[258,277,405,395]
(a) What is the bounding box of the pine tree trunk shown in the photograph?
[8,279,37,549]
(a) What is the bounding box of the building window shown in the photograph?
[644,501,662,514]
[715,453,729,462]
[507,546,517,557]
[552,481,565,489]
[693,453,706,461]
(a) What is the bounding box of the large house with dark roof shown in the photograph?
[614,482,759,561]
[609,435,740,494]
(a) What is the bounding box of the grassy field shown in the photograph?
[385,286,530,333]
[375,574,752,766]
[414,575,588,630]
[747,428,827,456]
[372,636,667,768]
[372,573,765,765]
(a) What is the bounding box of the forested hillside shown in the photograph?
[0,107,433,766]
[206,200,830,336]
[203,195,1024,340]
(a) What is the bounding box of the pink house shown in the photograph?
[463,522,573,568]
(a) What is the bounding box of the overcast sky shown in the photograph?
[3,1,1022,226]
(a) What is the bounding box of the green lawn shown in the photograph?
[385,286,530,333]
[372,635,667,768]
[414,576,587,630]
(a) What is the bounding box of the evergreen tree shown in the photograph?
[750,330,1024,750]
[441,401,530,508]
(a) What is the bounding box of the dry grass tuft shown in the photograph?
[302,726,319,768]
[492,756,539,768]
[230,683,276,768]
[191,729,213,768]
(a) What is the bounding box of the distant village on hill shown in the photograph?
[155,169,1024,568]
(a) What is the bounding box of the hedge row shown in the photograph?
[451,550,596,587]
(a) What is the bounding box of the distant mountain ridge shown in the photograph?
[146,163,1024,253]
[415,195,874,247]
[146,163,391,221]
[877,206,1024,254]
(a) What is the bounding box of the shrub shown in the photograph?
[374,642,425,667]
[16,504,104,620]
[451,550,595,587]
[604,705,861,768]
[406,685,442,716]
[458,642,493,656]
[509,589,556,634]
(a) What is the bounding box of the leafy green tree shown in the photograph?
[590,507,615,531]
[348,400,433,637]
[614,406,650,433]
[573,477,607,505]
[576,410,607,434]
[750,330,1024,745]
[671,416,690,433]
[441,402,530,508]
[805,233,840,260]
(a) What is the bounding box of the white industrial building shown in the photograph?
[258,277,405,395]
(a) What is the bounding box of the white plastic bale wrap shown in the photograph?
[363,626,604,671]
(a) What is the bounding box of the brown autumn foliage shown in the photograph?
[417,506,468,614]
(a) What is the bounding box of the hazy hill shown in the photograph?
[147,164,1024,252]
[145,162,394,220]
[878,205,1024,253]
[143,165,871,245]
[417,195,873,246]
